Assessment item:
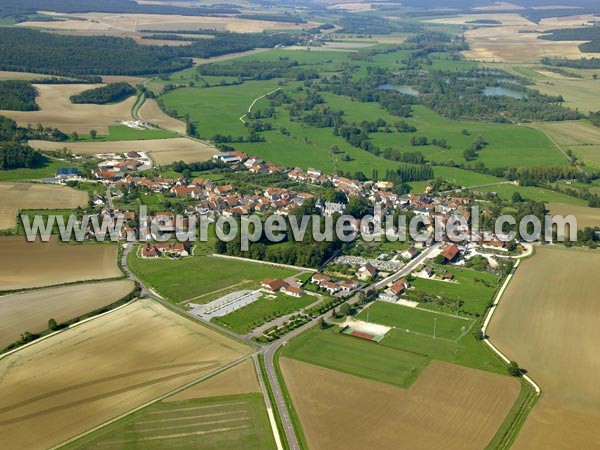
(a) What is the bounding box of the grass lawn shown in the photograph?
[213,292,316,334]
[127,252,299,302]
[281,325,429,388]
[411,266,500,316]
[75,125,176,142]
[63,393,276,450]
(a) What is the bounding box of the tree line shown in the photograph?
[70,82,136,105]
[0,80,38,111]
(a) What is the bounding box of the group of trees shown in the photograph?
[463,136,488,161]
[591,111,600,128]
[198,59,318,82]
[0,80,38,111]
[541,57,600,70]
[0,28,299,77]
[70,82,136,104]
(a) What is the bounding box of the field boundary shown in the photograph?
[51,354,257,449]
[209,254,317,272]
[239,87,281,124]
[0,297,138,361]
[481,258,541,394]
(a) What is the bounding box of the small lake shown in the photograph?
[483,86,524,99]
[376,84,420,96]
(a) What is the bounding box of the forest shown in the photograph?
[541,57,600,70]
[539,25,600,53]
[0,28,299,77]
[0,116,42,170]
[0,80,38,111]
[70,82,137,105]
[0,0,239,21]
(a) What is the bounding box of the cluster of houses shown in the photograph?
[93,152,153,181]
[260,278,305,298]
[311,273,360,296]
[140,241,193,258]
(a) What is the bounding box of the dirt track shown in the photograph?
[488,247,600,449]
[0,237,122,290]
[280,358,519,450]
[0,299,250,450]
[0,279,134,349]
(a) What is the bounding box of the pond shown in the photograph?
[376,84,420,96]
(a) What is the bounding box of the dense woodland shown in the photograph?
[540,26,600,53]
[70,82,136,105]
[541,57,600,70]
[0,80,38,111]
[0,28,299,77]
[0,117,41,170]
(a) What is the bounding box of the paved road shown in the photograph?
[120,243,440,450]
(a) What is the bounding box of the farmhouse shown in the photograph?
[440,244,460,262]
[141,242,192,258]
[402,246,419,260]
[389,278,410,296]
[281,285,305,298]
[261,278,288,293]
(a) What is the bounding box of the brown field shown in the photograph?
[0,182,88,230]
[460,14,600,63]
[280,358,520,450]
[488,246,600,450]
[101,75,148,84]
[138,98,187,133]
[426,13,534,26]
[21,12,318,34]
[0,237,122,291]
[528,121,600,169]
[547,203,600,229]
[0,299,250,450]
[0,279,134,349]
[0,84,135,134]
[166,358,259,402]
[29,137,218,164]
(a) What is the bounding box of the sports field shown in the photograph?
[127,252,298,302]
[0,279,134,349]
[280,358,520,450]
[0,299,251,449]
[30,137,218,165]
[0,84,136,134]
[488,247,600,450]
[0,237,122,291]
[0,182,88,230]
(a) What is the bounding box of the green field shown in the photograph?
[0,157,80,182]
[76,125,176,142]
[213,292,316,334]
[127,252,299,302]
[411,265,500,316]
[355,302,506,374]
[472,183,588,206]
[359,301,473,341]
[281,325,429,388]
[64,393,276,450]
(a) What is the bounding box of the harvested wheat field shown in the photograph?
[0,84,135,134]
[547,203,600,229]
[30,137,217,164]
[138,98,186,133]
[0,279,134,349]
[0,299,250,450]
[0,182,87,230]
[488,247,600,450]
[280,358,519,450]
[463,22,600,63]
[0,237,121,291]
[0,71,68,81]
[166,358,259,402]
[22,12,317,34]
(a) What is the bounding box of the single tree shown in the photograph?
[90,129,97,140]
[71,132,79,141]
[48,318,58,331]
[508,361,521,377]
